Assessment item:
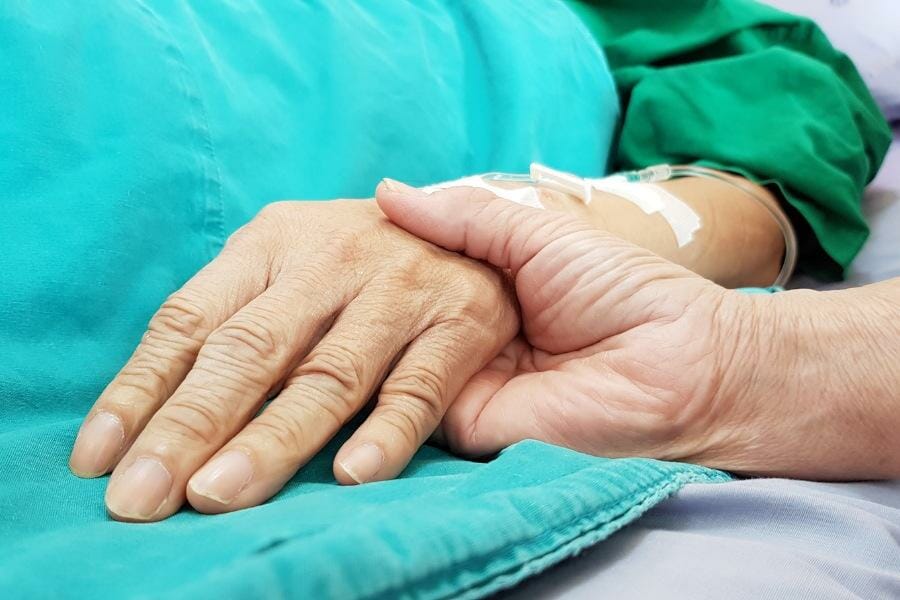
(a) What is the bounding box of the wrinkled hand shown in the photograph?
[70,200,517,521]
[377,181,751,466]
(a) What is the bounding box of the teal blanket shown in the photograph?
[0,2,726,597]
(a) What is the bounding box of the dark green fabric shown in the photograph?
[565,0,892,279]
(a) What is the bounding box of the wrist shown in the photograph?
[673,288,770,470]
[699,285,900,479]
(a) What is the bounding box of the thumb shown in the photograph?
[376,178,593,276]
[376,178,689,351]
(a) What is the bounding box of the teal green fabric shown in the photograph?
[565,0,892,280]
[0,432,727,598]
[0,2,728,598]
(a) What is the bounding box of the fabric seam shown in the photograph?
[444,470,728,600]
[359,466,729,600]
[132,0,227,260]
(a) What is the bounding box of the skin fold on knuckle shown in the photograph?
[150,292,216,344]
[151,391,236,448]
[198,319,286,386]
[293,343,371,401]
[109,361,177,406]
[279,377,358,435]
[370,401,433,450]
[244,406,316,457]
[381,367,447,427]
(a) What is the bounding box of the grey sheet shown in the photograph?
[500,478,900,599]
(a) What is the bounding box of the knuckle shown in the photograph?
[222,222,255,249]
[220,227,269,268]
[371,399,435,449]
[460,186,497,207]
[380,367,446,424]
[277,263,340,302]
[150,293,214,342]
[110,361,175,404]
[293,344,367,399]
[328,227,371,267]
[448,274,492,313]
[154,393,227,447]
[277,384,358,436]
[199,320,283,383]
[444,271,518,338]
[295,388,349,430]
[246,409,308,454]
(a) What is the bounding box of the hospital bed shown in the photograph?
[2,3,897,598]
[500,3,900,595]
[501,131,900,599]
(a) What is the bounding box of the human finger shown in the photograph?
[333,319,504,485]
[69,235,269,478]
[103,281,336,521]
[185,294,421,512]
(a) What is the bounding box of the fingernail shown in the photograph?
[189,450,254,505]
[70,411,125,477]
[339,443,384,484]
[381,178,424,196]
[106,457,172,520]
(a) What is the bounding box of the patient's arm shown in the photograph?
[535,171,787,288]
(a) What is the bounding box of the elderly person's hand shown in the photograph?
[69,200,518,521]
[377,181,900,481]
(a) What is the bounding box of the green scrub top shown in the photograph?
[566,0,892,280]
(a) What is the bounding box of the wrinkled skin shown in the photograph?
[377,182,749,466]
[70,200,518,521]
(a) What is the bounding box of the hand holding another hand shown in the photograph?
[72,176,900,524]
[378,180,900,481]
[377,180,749,465]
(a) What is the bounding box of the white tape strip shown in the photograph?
[588,175,700,247]
[423,176,544,209]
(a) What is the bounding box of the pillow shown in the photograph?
[764,0,900,122]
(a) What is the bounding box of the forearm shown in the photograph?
[709,278,900,480]
[538,172,786,288]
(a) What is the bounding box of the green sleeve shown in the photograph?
[564,0,891,280]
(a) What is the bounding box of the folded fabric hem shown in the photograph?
[156,455,729,600]
[383,467,731,600]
